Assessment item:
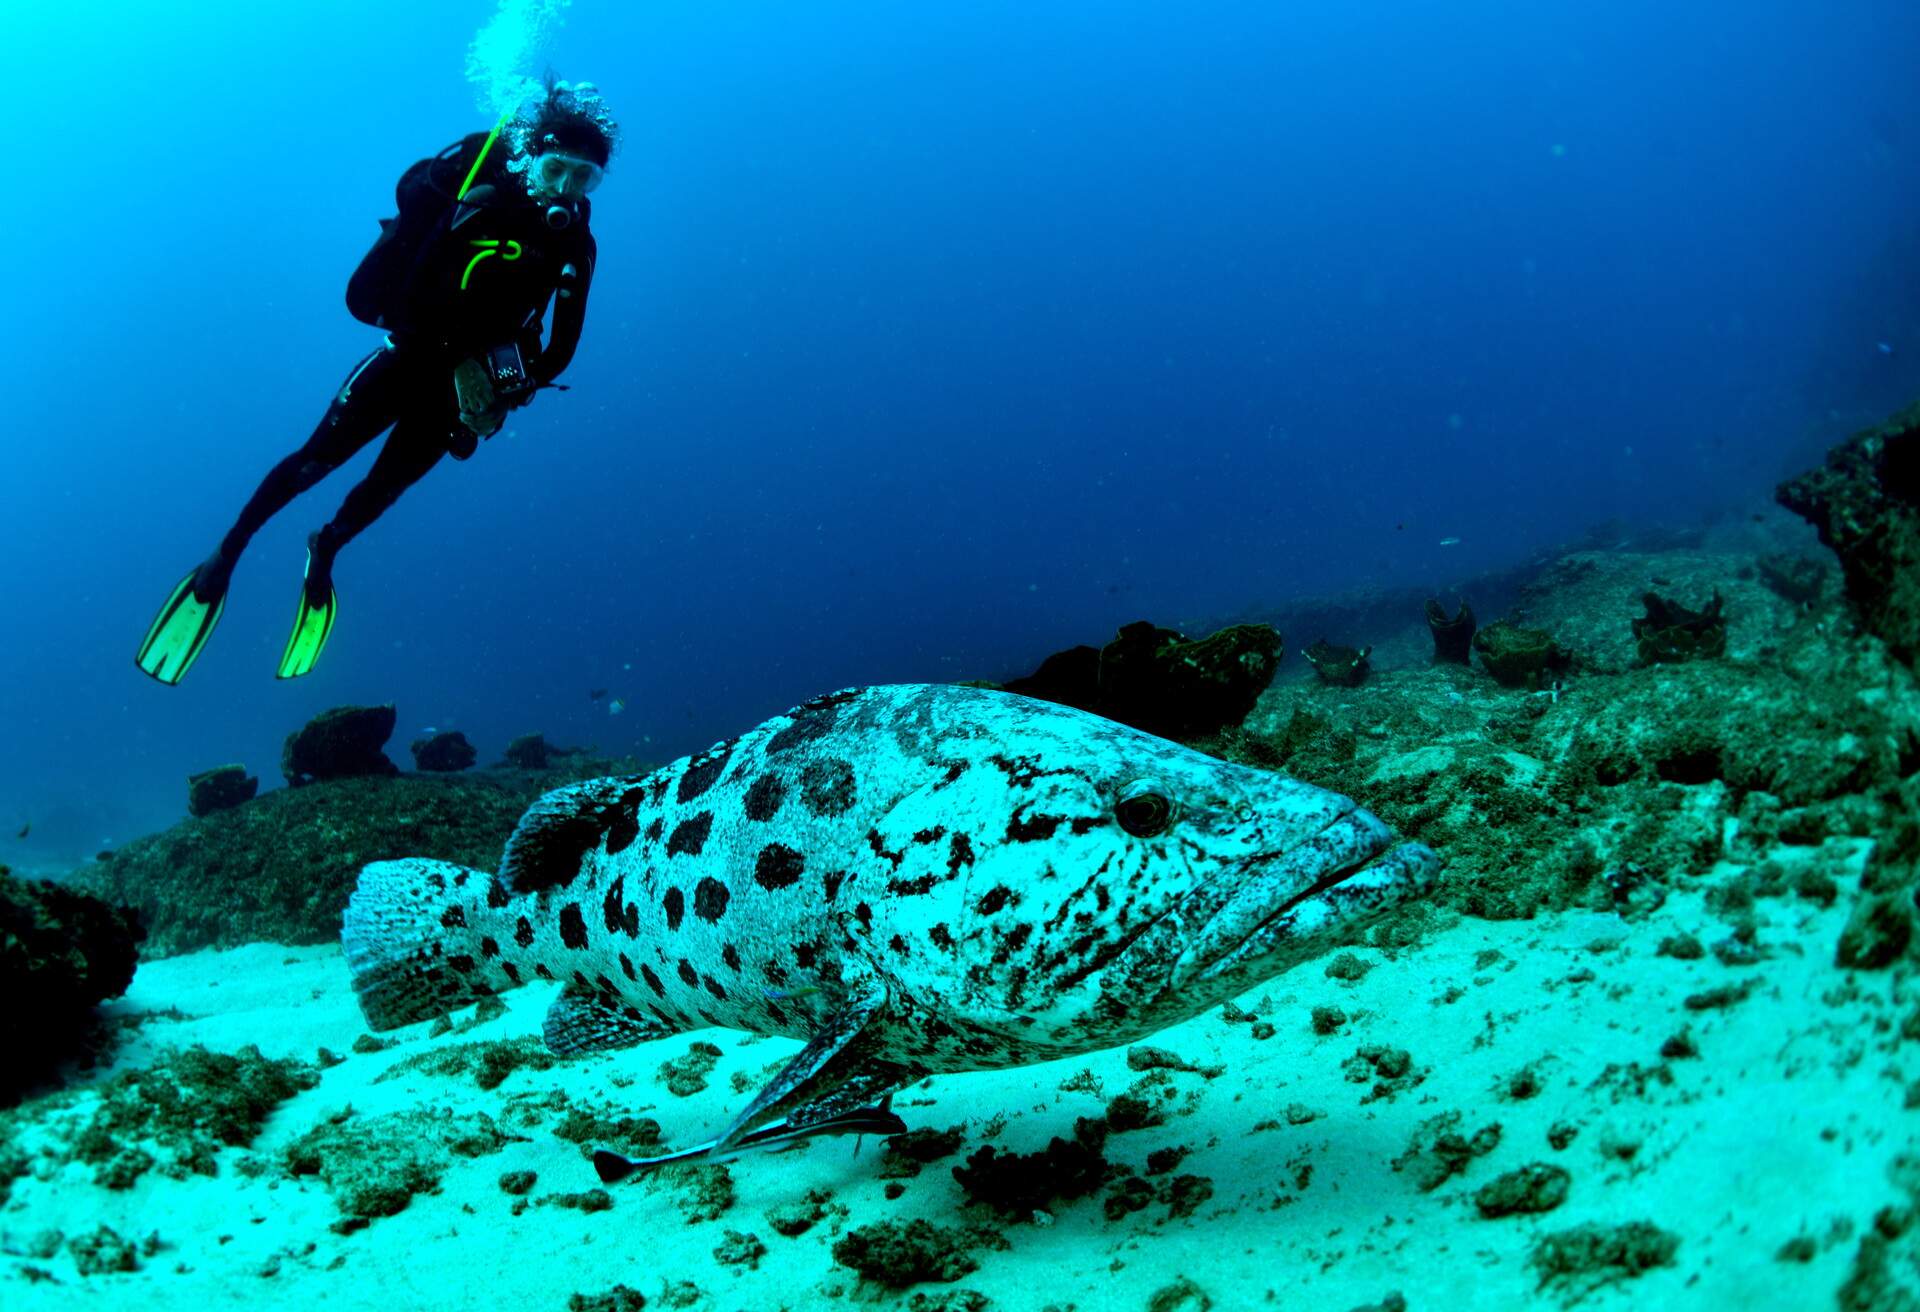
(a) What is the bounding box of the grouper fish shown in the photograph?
[342,684,1438,1178]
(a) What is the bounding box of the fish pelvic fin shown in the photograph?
[342,858,514,1029]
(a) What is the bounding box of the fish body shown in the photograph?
[344,684,1436,1156]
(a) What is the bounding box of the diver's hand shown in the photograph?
[453,357,504,437]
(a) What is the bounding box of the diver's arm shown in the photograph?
[531,239,596,386]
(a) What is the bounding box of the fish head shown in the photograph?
[883,695,1437,1050]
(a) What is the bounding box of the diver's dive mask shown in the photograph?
[531,152,605,198]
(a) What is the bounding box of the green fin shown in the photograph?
[276,554,336,680]
[136,568,226,685]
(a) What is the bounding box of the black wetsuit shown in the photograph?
[217,131,598,570]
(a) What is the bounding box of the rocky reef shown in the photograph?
[993,620,1281,738]
[282,705,401,786]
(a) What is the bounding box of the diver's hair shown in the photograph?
[507,73,618,167]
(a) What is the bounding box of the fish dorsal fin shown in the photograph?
[500,774,653,894]
[543,988,680,1057]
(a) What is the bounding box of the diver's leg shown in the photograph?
[201,346,407,595]
[306,418,450,585]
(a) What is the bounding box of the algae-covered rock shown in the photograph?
[0,866,144,1104]
[67,1045,318,1185]
[1529,1220,1679,1295]
[952,1130,1110,1218]
[284,1107,509,1219]
[832,1219,989,1288]
[1473,621,1567,688]
[283,704,400,785]
[1778,401,1920,663]
[376,1036,560,1090]
[997,620,1281,739]
[68,1224,141,1275]
[411,730,478,773]
[1631,591,1728,665]
[1475,1162,1571,1217]
[69,761,635,956]
[1425,599,1476,665]
[1304,639,1372,687]
[187,764,258,817]
[505,733,551,769]
[1757,553,1827,605]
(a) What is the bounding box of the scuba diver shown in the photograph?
[136,78,618,683]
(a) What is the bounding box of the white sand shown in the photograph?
[2,845,1909,1311]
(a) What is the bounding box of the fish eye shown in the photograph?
[1115,789,1173,838]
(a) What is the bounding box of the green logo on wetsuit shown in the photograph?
[462,238,523,290]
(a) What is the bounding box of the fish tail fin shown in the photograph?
[342,858,511,1030]
[593,1150,647,1185]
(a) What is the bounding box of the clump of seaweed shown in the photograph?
[1529,1220,1679,1296]
[283,1107,509,1220]
[377,1036,559,1090]
[1473,621,1568,689]
[1631,591,1727,665]
[952,1121,1111,1219]
[831,1219,1002,1289]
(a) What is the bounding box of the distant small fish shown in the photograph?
[589,688,609,702]
[14,823,27,839]
[607,698,627,717]
[593,1105,908,1183]
[1878,342,1895,356]
[1438,537,1461,547]
[420,726,439,736]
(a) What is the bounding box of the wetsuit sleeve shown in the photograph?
[531,233,596,386]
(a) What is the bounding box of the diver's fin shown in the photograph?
[712,979,920,1153]
[136,566,227,685]
[276,547,337,680]
[542,988,680,1057]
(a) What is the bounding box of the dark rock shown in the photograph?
[504,733,550,769]
[1304,639,1372,686]
[1777,402,1920,663]
[952,1131,1109,1218]
[410,731,477,773]
[1474,1162,1571,1217]
[0,865,144,1104]
[187,764,258,818]
[1425,599,1476,664]
[831,1219,984,1288]
[1472,620,1568,688]
[1631,592,1727,665]
[995,620,1281,739]
[282,705,399,786]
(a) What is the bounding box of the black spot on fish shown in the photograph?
[929,923,956,951]
[763,960,789,987]
[515,916,536,947]
[602,876,627,932]
[743,774,786,821]
[823,869,848,902]
[663,887,685,931]
[766,1001,789,1026]
[865,829,905,871]
[426,871,447,893]
[800,758,857,816]
[1069,814,1108,835]
[534,964,555,980]
[888,873,936,897]
[694,876,731,922]
[992,922,1035,966]
[677,740,734,803]
[677,959,700,987]
[502,961,522,984]
[912,825,947,845]
[767,691,855,753]
[794,942,817,969]
[932,761,967,790]
[888,933,908,955]
[855,902,873,928]
[1007,810,1065,842]
[480,936,500,958]
[487,878,512,909]
[703,975,728,1002]
[722,943,740,971]
[755,843,804,890]
[640,963,666,997]
[619,952,637,981]
[947,833,975,876]
[572,970,592,990]
[644,816,664,844]
[605,788,645,854]
[449,954,475,973]
[986,753,1080,790]
[976,886,1015,915]
[559,903,589,949]
[440,904,467,929]
[668,812,713,856]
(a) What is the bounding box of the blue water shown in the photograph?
[4,0,1917,857]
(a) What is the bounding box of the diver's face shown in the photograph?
[525,152,605,201]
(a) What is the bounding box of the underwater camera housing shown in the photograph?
[483,341,532,401]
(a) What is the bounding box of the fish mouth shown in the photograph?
[1169,810,1439,990]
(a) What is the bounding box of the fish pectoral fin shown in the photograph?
[542,988,680,1056]
[714,983,917,1153]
